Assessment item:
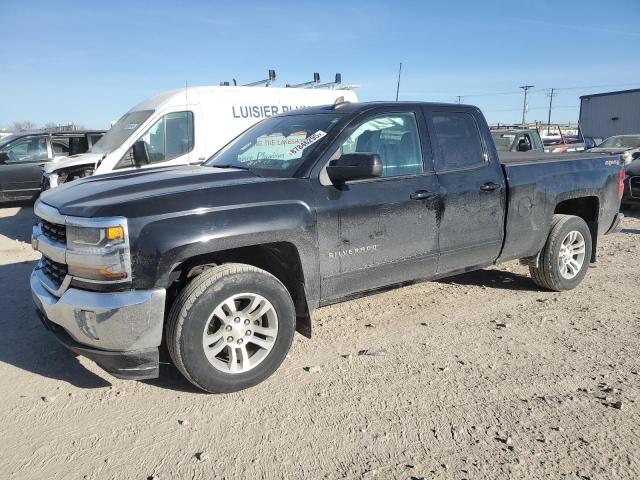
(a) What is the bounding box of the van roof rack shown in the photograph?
[243,69,277,87]
[286,73,321,89]
[218,70,359,90]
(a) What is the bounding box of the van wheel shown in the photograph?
[166,263,295,393]
[529,214,592,292]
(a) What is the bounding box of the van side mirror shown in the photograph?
[132,140,150,166]
[326,153,383,184]
[0,152,8,164]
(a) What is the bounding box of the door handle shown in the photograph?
[410,190,437,200]
[480,182,500,192]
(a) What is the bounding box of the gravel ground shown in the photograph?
[0,204,638,480]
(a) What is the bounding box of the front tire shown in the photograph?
[529,214,592,292]
[166,263,295,393]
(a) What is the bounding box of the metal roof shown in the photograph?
[579,88,640,99]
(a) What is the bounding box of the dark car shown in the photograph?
[586,135,640,208]
[0,130,104,202]
[490,128,544,153]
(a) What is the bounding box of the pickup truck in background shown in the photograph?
[0,130,104,201]
[30,101,624,393]
[490,127,544,153]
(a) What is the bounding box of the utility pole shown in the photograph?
[395,62,402,101]
[456,95,463,104]
[546,88,557,135]
[520,85,534,125]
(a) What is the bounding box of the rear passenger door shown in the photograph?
[424,108,505,274]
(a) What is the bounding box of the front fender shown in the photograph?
[130,200,320,306]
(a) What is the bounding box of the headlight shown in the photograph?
[66,220,131,282]
[622,151,632,165]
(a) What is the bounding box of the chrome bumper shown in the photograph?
[31,267,166,351]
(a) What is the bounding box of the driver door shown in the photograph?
[0,135,50,199]
[314,107,442,304]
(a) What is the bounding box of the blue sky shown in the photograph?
[1,0,639,129]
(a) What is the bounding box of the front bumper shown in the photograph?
[30,267,166,380]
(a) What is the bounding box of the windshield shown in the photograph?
[598,135,640,150]
[491,132,516,151]
[206,113,343,177]
[89,110,153,154]
[0,134,22,148]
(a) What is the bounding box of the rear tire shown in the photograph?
[529,214,592,292]
[166,263,295,393]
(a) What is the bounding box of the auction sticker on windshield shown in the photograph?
[288,130,326,157]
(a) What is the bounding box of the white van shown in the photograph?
[43,85,357,188]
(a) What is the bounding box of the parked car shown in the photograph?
[490,128,544,153]
[31,101,624,393]
[590,135,640,208]
[43,83,358,189]
[0,130,103,201]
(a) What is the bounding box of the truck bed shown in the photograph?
[497,151,622,265]
[498,151,614,165]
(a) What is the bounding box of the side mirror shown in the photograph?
[0,152,8,164]
[132,140,150,166]
[326,153,383,184]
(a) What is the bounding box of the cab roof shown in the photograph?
[279,101,478,116]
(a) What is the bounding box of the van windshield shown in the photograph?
[206,113,343,177]
[89,110,153,154]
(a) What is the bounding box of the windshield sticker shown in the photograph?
[288,130,327,157]
[123,123,139,130]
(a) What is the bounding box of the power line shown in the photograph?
[453,82,640,99]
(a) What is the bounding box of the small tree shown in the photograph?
[11,121,37,131]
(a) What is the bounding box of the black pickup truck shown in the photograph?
[30,102,624,393]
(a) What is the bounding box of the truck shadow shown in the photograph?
[0,259,111,389]
[438,268,540,291]
[0,203,36,243]
[142,363,207,394]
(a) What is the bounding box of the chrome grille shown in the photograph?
[630,176,640,198]
[41,219,66,244]
[41,256,68,287]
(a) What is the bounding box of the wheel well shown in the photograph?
[167,242,312,338]
[554,196,599,262]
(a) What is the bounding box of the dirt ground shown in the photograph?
[0,204,638,480]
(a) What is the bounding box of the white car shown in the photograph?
[44,83,357,188]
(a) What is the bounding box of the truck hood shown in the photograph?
[44,153,103,174]
[38,165,278,218]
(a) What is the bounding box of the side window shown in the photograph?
[52,140,70,156]
[337,112,423,177]
[431,112,485,171]
[2,136,48,162]
[140,117,166,163]
[117,111,194,168]
[166,112,194,160]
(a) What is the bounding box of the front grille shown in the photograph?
[42,256,68,287]
[630,176,640,198]
[41,219,66,244]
